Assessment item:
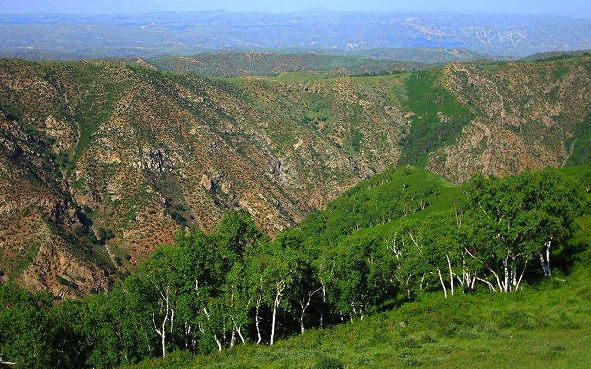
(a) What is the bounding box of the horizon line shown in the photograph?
[0,8,588,20]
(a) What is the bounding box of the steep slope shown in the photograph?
[0,164,588,369]
[298,166,464,250]
[1,56,591,296]
[427,57,591,182]
[0,59,408,296]
[297,163,590,271]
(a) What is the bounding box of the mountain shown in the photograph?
[1,11,591,58]
[145,52,424,77]
[144,48,499,77]
[347,47,496,63]
[522,50,591,62]
[1,55,591,297]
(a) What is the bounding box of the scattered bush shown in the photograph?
[396,336,421,349]
[434,343,456,354]
[418,332,437,344]
[314,356,344,369]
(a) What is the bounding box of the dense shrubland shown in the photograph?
[0,166,589,369]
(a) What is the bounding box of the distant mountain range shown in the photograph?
[1,10,591,59]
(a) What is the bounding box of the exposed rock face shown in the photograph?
[1,56,590,296]
[200,174,215,191]
[427,61,591,182]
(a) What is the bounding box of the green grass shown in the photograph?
[66,64,128,167]
[298,166,462,247]
[265,71,340,84]
[566,112,591,166]
[349,128,364,153]
[123,264,591,369]
[399,70,474,166]
[7,241,40,280]
[552,63,571,80]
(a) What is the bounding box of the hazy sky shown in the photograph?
[1,0,590,18]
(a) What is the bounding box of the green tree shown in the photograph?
[0,283,57,369]
[278,230,322,334]
[138,244,182,357]
[327,231,395,320]
[263,240,295,345]
[465,169,583,291]
[419,211,464,297]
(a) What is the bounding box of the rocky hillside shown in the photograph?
[1,55,590,297]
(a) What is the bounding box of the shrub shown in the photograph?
[434,343,455,354]
[455,329,480,339]
[540,344,566,359]
[440,323,459,337]
[396,336,421,349]
[399,354,422,367]
[314,356,344,369]
[418,332,437,344]
[500,310,536,329]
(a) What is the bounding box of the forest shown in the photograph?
[1,166,590,369]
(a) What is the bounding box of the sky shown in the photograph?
[1,0,590,18]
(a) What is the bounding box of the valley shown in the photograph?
[1,55,591,297]
[2,2,591,369]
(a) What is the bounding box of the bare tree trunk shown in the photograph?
[503,255,510,292]
[0,358,15,366]
[406,275,413,298]
[255,296,262,344]
[299,288,321,334]
[458,256,468,292]
[300,308,306,334]
[438,269,448,298]
[320,285,326,329]
[152,287,171,357]
[230,326,236,347]
[446,255,454,296]
[270,296,279,345]
[539,240,552,277]
[492,268,504,292]
[213,334,222,352]
[516,260,528,290]
[235,324,245,344]
[464,247,502,292]
[203,307,222,352]
[476,277,496,291]
[184,322,192,350]
[270,280,285,346]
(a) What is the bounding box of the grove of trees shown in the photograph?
[0,167,588,369]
